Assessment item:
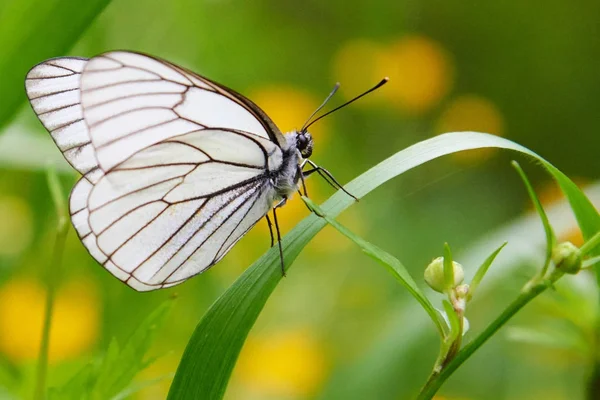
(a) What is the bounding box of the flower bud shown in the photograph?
[455,283,470,299]
[424,257,464,293]
[552,241,582,274]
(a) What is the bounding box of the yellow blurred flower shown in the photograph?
[377,35,454,114]
[332,35,453,114]
[0,196,34,257]
[436,94,504,163]
[332,39,388,106]
[234,328,328,398]
[0,277,100,363]
[249,85,327,152]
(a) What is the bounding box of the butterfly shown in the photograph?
[25,50,386,291]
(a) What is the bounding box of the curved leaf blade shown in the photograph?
[167,131,599,399]
[301,195,444,337]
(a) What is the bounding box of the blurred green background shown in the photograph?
[0,0,599,399]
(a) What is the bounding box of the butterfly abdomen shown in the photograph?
[272,133,301,200]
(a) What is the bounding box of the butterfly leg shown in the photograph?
[272,198,287,277]
[302,159,358,201]
[297,164,309,197]
[300,159,339,193]
[265,214,275,247]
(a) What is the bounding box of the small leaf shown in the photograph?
[92,299,174,399]
[468,242,507,301]
[92,338,120,396]
[48,362,96,400]
[51,300,172,399]
[110,374,175,400]
[580,230,600,257]
[442,301,459,342]
[512,161,555,276]
[443,244,454,292]
[436,308,470,337]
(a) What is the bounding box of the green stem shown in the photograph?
[33,170,69,400]
[422,299,465,390]
[580,230,600,256]
[416,272,562,400]
[445,306,464,365]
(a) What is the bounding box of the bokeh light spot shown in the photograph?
[234,328,328,398]
[377,35,454,114]
[332,39,388,106]
[0,196,34,257]
[249,85,327,150]
[0,277,100,363]
[436,94,504,162]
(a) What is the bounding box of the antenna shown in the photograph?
[302,77,389,132]
[300,83,340,132]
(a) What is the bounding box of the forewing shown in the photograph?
[79,50,285,171]
[69,129,280,291]
[25,57,102,183]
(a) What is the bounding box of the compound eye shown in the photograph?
[296,134,307,149]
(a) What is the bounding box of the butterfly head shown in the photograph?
[296,130,313,158]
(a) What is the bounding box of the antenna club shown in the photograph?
[303,78,389,131]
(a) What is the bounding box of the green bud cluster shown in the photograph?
[424,257,464,293]
[552,241,582,274]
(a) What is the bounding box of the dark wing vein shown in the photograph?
[160,183,263,283]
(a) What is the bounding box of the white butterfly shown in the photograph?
[25,51,383,291]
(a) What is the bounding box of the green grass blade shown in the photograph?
[301,196,444,337]
[91,299,174,400]
[543,164,600,244]
[0,0,113,130]
[48,363,96,400]
[584,256,600,269]
[512,161,555,276]
[467,242,507,302]
[581,231,600,256]
[167,131,596,399]
[540,163,600,286]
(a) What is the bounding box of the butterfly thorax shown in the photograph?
[271,131,312,200]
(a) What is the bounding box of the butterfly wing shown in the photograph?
[26,51,289,291]
[70,129,280,291]
[25,57,102,183]
[78,50,286,171]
